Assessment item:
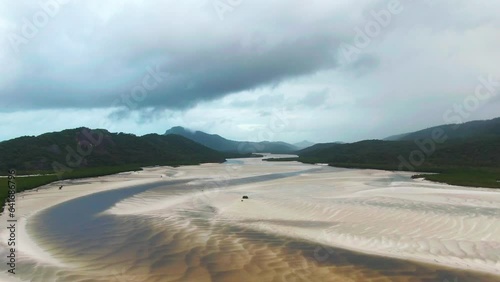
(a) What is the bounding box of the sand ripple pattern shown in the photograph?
[2,158,499,281]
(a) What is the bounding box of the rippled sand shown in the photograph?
[21,205,500,282]
[0,156,499,281]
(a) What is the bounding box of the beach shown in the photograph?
[0,155,499,281]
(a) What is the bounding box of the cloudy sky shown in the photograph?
[1,0,499,143]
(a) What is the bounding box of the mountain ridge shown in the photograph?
[385,117,500,141]
[0,127,227,173]
[164,126,298,153]
[295,117,500,175]
[293,140,315,149]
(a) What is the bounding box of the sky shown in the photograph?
[0,0,499,143]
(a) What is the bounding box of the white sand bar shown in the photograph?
[1,155,499,280]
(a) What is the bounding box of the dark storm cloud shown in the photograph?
[143,35,340,109]
[1,0,499,143]
[0,0,360,112]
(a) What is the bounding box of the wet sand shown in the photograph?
[0,156,499,281]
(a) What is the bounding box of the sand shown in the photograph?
[0,155,499,281]
[0,169,165,281]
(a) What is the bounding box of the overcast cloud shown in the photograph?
[0,0,499,143]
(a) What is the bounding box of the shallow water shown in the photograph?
[16,175,498,282]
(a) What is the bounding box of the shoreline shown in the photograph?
[209,178,500,277]
[104,160,500,277]
[0,159,499,279]
[264,158,500,189]
[0,168,167,270]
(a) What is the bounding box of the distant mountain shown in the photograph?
[299,117,500,171]
[384,133,409,141]
[293,140,315,150]
[299,138,500,170]
[0,127,226,173]
[165,126,239,152]
[298,142,342,154]
[386,117,500,141]
[165,126,298,153]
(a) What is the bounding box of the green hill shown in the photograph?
[0,127,260,212]
[0,127,227,175]
[297,142,343,155]
[292,118,500,188]
[299,138,500,170]
[385,117,500,141]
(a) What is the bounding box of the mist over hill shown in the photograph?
[293,140,315,150]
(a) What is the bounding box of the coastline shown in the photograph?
[213,173,500,277]
[105,161,500,277]
[0,158,499,280]
[0,167,167,277]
